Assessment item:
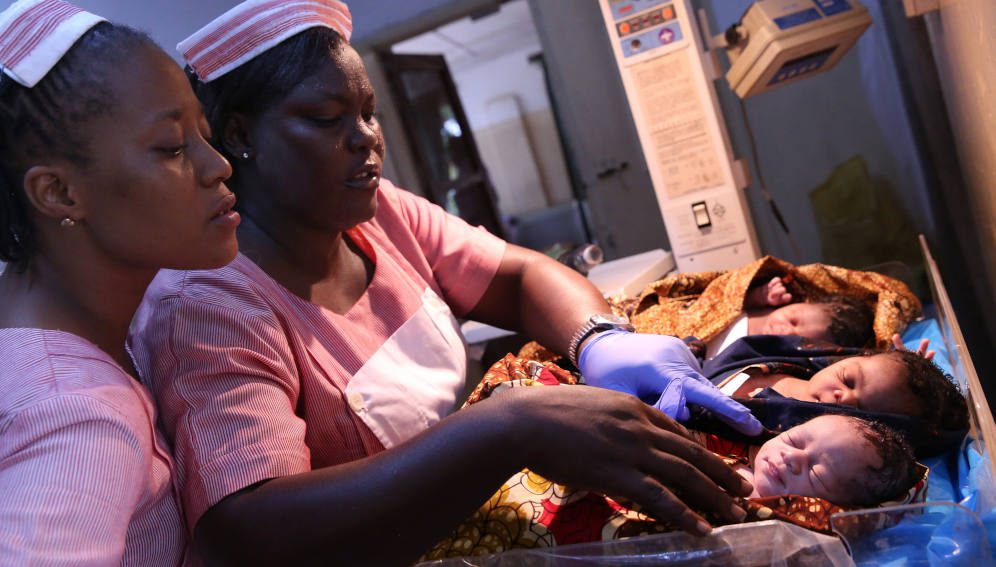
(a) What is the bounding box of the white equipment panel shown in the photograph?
[598,0,760,272]
[726,0,872,99]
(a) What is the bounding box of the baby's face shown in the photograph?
[752,415,879,502]
[761,303,833,341]
[803,353,919,414]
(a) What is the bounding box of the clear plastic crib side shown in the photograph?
[419,520,853,566]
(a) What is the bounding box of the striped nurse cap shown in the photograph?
[0,0,105,88]
[179,0,352,83]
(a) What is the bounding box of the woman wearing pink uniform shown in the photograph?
[0,0,238,563]
[129,1,761,564]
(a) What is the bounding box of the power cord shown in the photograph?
[737,96,803,261]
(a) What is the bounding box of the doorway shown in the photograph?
[380,52,505,237]
[386,0,590,253]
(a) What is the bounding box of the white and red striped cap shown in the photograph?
[179,0,352,83]
[0,0,105,88]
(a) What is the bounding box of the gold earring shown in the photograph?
[60,217,76,228]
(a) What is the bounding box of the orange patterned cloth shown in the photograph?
[517,256,920,362]
[629,255,921,349]
[422,355,928,562]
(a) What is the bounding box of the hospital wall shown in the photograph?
[921,0,996,339]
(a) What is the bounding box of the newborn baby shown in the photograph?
[706,276,873,357]
[716,349,967,433]
[731,414,917,507]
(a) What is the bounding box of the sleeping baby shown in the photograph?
[711,347,968,436]
[705,276,875,357]
[718,414,919,507]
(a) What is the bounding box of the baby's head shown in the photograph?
[760,296,873,347]
[796,350,968,431]
[752,415,917,507]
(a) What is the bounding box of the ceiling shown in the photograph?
[392,0,540,70]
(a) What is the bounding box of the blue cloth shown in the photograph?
[902,318,954,377]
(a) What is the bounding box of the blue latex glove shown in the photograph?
[578,330,763,436]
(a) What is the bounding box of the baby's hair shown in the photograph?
[843,417,918,507]
[810,295,873,347]
[0,22,154,271]
[889,349,968,432]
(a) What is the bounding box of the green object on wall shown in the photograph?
[809,155,924,294]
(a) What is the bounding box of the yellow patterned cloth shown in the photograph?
[630,255,919,349]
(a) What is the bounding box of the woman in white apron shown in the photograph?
[129,1,761,564]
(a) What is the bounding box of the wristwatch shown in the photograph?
[568,313,634,367]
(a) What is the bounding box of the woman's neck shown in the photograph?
[236,209,348,281]
[236,209,376,315]
[0,253,154,371]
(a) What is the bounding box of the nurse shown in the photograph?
[129,1,760,563]
[0,0,238,564]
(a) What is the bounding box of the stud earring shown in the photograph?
[60,216,76,228]
[241,151,250,160]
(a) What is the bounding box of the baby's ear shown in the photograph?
[21,165,86,223]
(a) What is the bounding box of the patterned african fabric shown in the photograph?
[422,355,928,562]
[629,255,921,349]
[517,255,920,364]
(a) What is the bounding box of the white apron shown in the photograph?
[342,287,468,449]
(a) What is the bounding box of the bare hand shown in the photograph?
[746,276,792,308]
[891,333,935,360]
[500,385,752,535]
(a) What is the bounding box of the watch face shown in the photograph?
[592,313,629,326]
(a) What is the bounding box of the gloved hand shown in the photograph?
[578,330,763,436]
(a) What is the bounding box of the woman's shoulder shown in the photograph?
[142,253,285,316]
[370,178,439,226]
[0,328,121,373]
[0,329,149,426]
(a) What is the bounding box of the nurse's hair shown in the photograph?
[188,26,346,191]
[0,22,154,272]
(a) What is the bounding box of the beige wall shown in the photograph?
[474,106,573,218]
[924,1,996,310]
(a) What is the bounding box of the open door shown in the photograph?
[380,52,504,237]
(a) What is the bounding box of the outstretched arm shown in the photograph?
[195,386,752,565]
[466,243,609,356]
[466,245,761,435]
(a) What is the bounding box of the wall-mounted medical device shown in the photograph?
[599,0,760,272]
[724,0,872,99]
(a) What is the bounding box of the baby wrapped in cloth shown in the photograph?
[519,255,921,366]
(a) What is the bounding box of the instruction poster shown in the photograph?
[632,49,724,199]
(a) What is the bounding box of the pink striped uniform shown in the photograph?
[129,180,506,532]
[0,329,186,565]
